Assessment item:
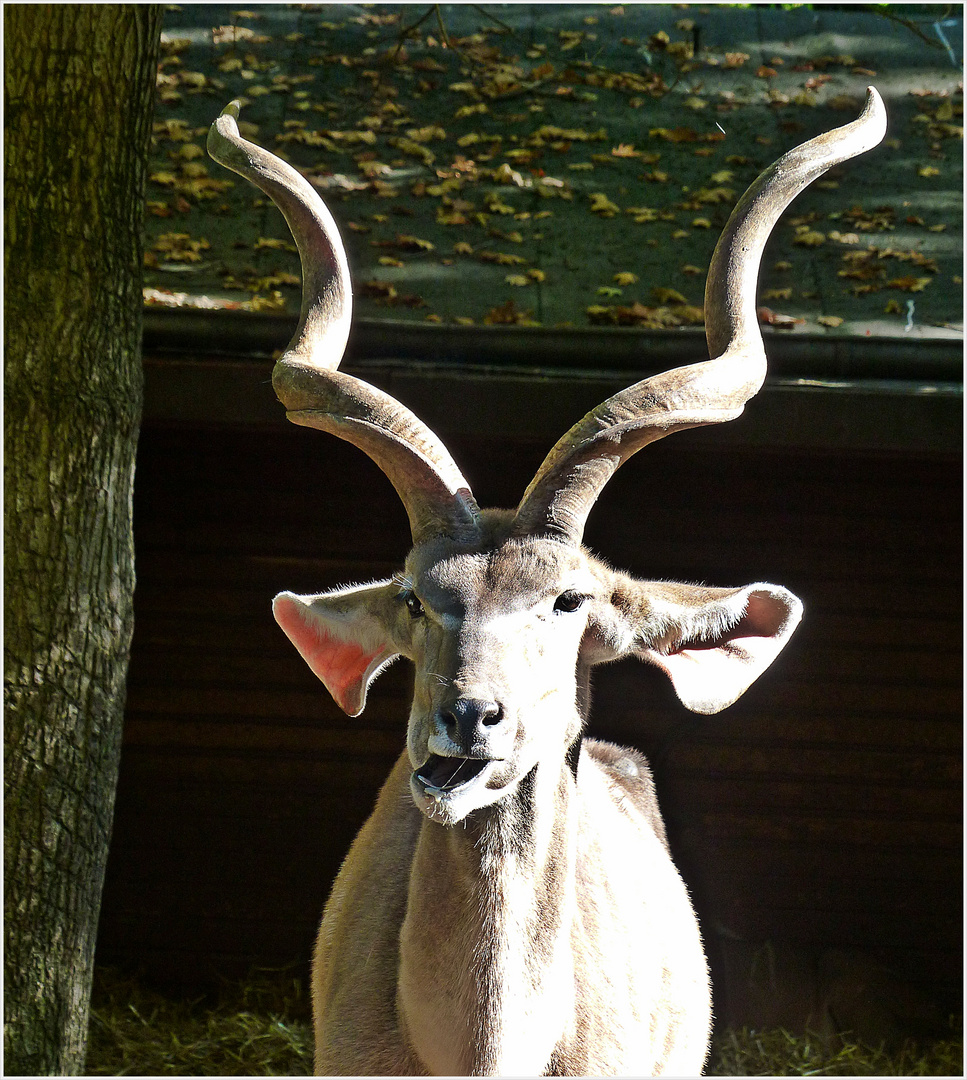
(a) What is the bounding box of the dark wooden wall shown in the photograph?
[95,357,961,1037]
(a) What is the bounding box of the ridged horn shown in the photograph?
[207,101,480,545]
[513,87,887,542]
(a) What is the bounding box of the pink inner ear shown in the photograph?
[643,589,797,714]
[644,636,776,715]
[274,595,389,716]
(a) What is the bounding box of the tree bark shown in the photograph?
[4,6,161,1073]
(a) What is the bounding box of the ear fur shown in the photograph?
[273,581,406,716]
[587,578,803,714]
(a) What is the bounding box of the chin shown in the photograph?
[409,758,514,826]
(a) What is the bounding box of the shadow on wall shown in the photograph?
[715,940,950,1048]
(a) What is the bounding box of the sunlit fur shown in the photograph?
[210,91,885,1077]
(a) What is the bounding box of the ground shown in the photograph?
[145,3,962,344]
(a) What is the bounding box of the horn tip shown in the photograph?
[209,100,245,157]
[860,85,888,146]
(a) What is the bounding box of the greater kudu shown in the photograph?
[209,87,885,1076]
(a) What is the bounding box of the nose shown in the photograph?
[438,696,505,755]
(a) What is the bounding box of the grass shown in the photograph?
[85,966,313,1076]
[86,966,962,1076]
[707,1023,964,1077]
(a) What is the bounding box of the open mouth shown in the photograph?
[415,754,490,796]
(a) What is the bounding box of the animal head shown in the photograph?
[209,90,885,826]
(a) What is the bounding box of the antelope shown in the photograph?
[208,88,886,1076]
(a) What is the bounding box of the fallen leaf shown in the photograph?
[406,125,447,143]
[794,227,826,247]
[250,272,299,290]
[589,192,620,215]
[818,315,844,328]
[484,299,538,325]
[613,272,638,286]
[254,237,295,251]
[757,306,805,329]
[887,275,931,292]
[152,232,211,262]
[652,287,688,305]
[150,170,180,187]
[359,280,425,307]
[689,185,735,204]
[649,127,699,143]
[586,301,704,329]
[626,206,658,223]
[389,137,435,165]
[485,192,517,215]
[373,234,435,252]
[479,250,527,266]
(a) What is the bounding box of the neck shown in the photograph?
[398,759,579,1075]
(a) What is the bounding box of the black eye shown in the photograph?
[553,591,586,613]
[403,592,424,619]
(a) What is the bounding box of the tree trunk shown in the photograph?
[4,6,161,1073]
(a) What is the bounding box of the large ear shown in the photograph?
[273,581,406,717]
[587,579,803,714]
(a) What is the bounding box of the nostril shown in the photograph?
[481,703,502,726]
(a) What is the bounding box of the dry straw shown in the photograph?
[86,966,961,1077]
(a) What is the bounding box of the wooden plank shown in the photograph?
[673,776,960,818]
[667,743,961,786]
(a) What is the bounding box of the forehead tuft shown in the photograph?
[407,534,597,609]
[486,537,585,589]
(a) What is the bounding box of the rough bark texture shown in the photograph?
[3,6,161,1074]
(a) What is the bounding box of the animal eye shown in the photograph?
[403,592,425,619]
[553,591,587,614]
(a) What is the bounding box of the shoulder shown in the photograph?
[581,738,669,851]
